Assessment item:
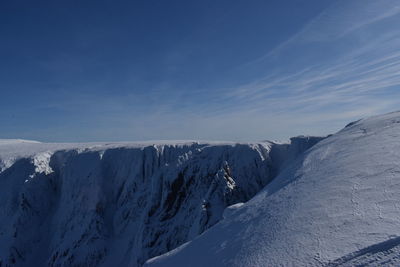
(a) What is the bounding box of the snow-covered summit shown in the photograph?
[146,111,400,266]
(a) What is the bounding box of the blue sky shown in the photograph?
[1,0,400,142]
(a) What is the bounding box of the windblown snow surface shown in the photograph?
[0,136,321,266]
[146,111,400,267]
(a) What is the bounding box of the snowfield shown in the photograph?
[146,111,400,267]
[2,111,400,267]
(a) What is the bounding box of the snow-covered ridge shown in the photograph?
[0,137,322,266]
[0,140,240,173]
[146,111,400,266]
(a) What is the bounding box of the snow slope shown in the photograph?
[146,111,400,267]
[0,137,321,266]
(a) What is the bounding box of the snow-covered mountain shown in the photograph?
[0,137,321,266]
[4,111,399,267]
[146,111,400,267]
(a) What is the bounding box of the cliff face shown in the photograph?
[0,138,322,266]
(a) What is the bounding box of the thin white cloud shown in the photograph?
[197,2,400,140]
[251,0,400,63]
[38,1,400,142]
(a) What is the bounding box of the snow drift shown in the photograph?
[146,111,400,267]
[0,138,321,266]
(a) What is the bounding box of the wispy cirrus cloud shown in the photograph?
[154,1,400,141]
[104,1,400,141]
[260,0,400,60]
[218,0,400,116]
[8,1,400,142]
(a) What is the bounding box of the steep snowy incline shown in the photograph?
[146,111,400,267]
[0,138,322,266]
